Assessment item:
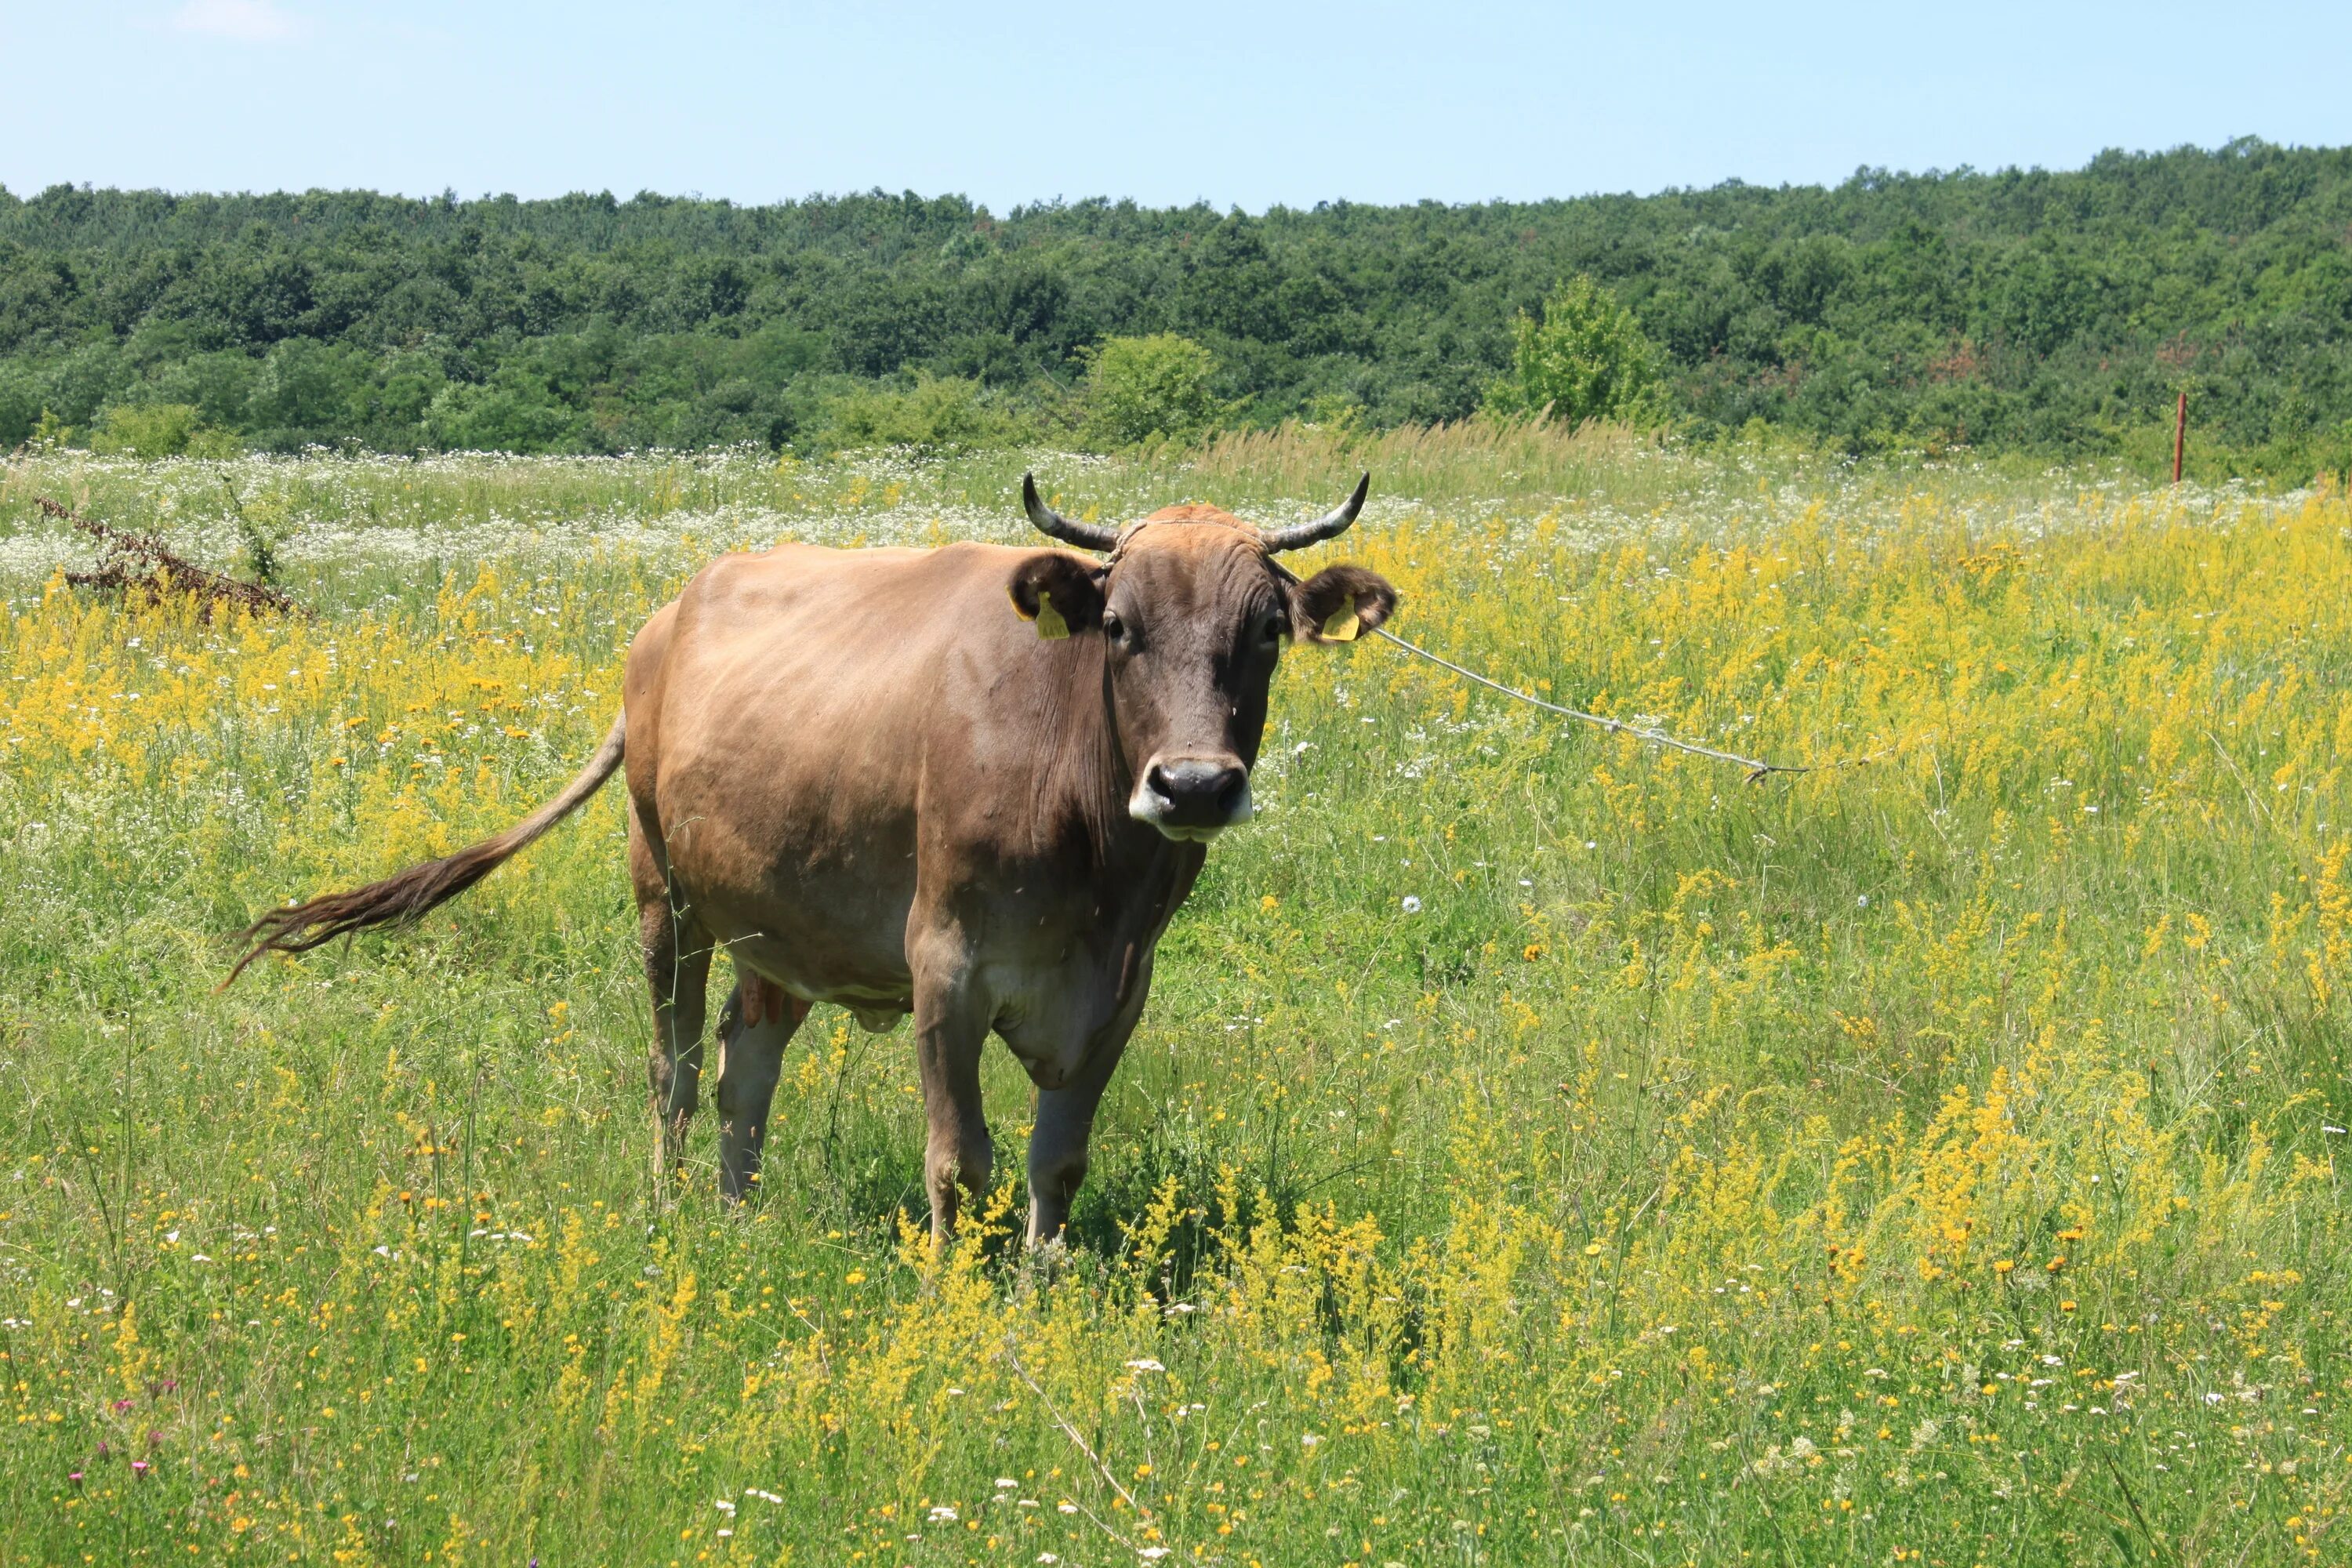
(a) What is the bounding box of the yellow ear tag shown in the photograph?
[1319,597,1361,641]
[1033,587,1071,641]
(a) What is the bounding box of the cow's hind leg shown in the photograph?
[713,975,810,1202]
[638,878,713,1187]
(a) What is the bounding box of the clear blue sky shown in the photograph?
[5,1,2347,210]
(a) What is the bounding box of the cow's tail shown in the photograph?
[224,710,629,985]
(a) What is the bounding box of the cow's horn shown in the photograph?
[1022,474,1119,552]
[1261,473,1370,553]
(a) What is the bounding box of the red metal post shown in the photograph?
[2172,390,2187,485]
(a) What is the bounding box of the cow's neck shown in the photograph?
[1083,764,1206,982]
[1045,647,1205,897]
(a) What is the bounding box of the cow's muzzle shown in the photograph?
[1131,755,1254,841]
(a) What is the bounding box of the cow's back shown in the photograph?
[625,539,1085,1003]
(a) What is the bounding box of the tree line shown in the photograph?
[3,136,2349,476]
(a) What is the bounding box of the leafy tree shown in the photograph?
[89,403,241,457]
[1484,275,1668,427]
[826,375,1016,452]
[0,372,40,448]
[423,369,588,453]
[1083,333,1219,447]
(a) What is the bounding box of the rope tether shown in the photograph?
[1367,625,1884,784]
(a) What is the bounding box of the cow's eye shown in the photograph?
[1260,613,1287,644]
[1101,608,1127,642]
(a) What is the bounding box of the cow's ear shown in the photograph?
[1291,564,1398,644]
[1007,552,1108,640]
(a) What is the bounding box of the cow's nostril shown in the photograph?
[1132,755,1254,834]
[1158,759,1221,800]
[1145,757,1250,824]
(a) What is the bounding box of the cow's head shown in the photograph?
[1009,474,1398,842]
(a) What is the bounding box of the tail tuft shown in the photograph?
[224,839,516,983]
[222,710,626,987]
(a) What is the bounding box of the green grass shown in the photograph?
[1,437,2346,1566]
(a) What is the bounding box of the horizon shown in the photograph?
[6,2,2348,213]
[2,134,2327,216]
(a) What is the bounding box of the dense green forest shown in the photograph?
[4,137,2350,474]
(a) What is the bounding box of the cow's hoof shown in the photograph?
[1018,1234,1073,1292]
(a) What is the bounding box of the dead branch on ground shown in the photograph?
[39,495,305,620]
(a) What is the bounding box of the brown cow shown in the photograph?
[232,475,1397,1246]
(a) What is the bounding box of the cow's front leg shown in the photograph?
[713,975,810,1203]
[911,965,993,1246]
[1026,1029,1132,1250]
